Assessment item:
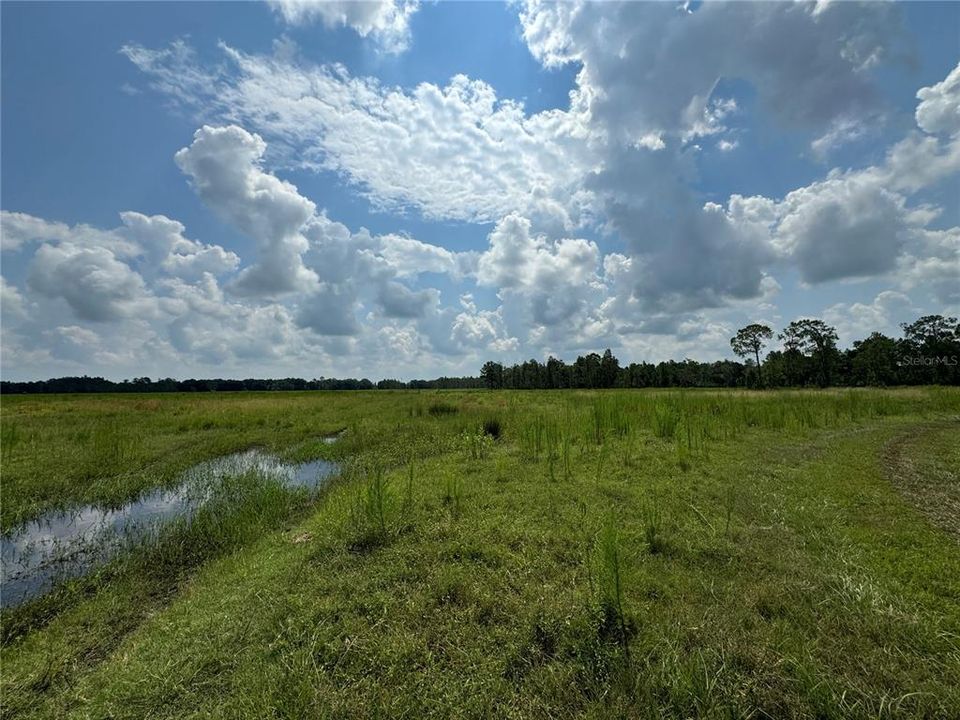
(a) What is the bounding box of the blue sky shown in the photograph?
[1,0,958,381]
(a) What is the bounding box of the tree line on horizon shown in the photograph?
[479,315,959,389]
[1,315,957,394]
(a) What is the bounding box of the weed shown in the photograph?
[643,498,667,554]
[348,463,398,549]
[676,438,692,471]
[653,404,679,440]
[428,401,458,417]
[458,428,493,461]
[1,421,19,460]
[595,443,606,486]
[723,485,736,538]
[482,418,502,440]
[593,516,634,656]
[442,470,463,517]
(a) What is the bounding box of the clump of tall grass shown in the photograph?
[442,470,463,517]
[643,498,668,554]
[594,443,606,486]
[78,421,139,479]
[561,432,573,480]
[482,418,503,440]
[591,516,634,655]
[723,485,736,539]
[427,401,459,417]
[520,415,548,461]
[402,454,415,519]
[675,439,692,472]
[458,428,494,461]
[653,404,680,440]
[1,421,20,460]
[347,461,415,550]
[592,403,604,445]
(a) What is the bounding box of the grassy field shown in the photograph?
[1,388,959,718]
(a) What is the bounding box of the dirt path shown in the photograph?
[881,419,960,542]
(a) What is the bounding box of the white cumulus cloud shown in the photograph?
[267,0,419,54]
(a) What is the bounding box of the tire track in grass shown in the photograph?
[881,419,960,542]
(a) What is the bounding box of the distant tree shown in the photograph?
[572,353,602,388]
[900,315,960,384]
[780,319,839,387]
[848,333,900,386]
[730,324,773,388]
[901,315,960,346]
[599,349,620,388]
[480,361,505,390]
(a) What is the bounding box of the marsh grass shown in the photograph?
[3,388,960,718]
[2,468,311,645]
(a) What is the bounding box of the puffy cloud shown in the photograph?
[823,291,916,345]
[1,211,138,256]
[588,148,777,314]
[295,208,462,336]
[164,278,309,365]
[27,243,150,322]
[0,277,27,323]
[294,284,360,337]
[520,0,899,141]
[705,60,960,290]
[123,41,594,228]
[377,234,476,279]
[473,213,614,353]
[774,173,911,283]
[2,210,239,283]
[1,200,488,376]
[477,213,601,327]
[7,8,956,379]
[450,296,518,353]
[897,227,960,306]
[175,125,318,297]
[514,0,908,316]
[119,7,953,331]
[118,212,240,278]
[267,0,418,54]
[376,282,435,319]
[477,214,598,295]
[916,62,960,136]
[877,131,960,195]
[46,326,104,364]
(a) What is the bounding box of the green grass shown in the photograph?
[2,388,959,718]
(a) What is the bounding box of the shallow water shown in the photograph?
[1,447,339,609]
